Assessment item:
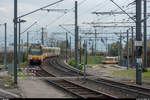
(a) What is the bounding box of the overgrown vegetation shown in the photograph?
[0,52,28,68]
[80,56,102,65]
[112,68,150,78]
[10,71,31,77]
[67,56,102,70]
[67,59,83,70]
[19,61,28,68]
[0,52,13,65]
[1,76,19,88]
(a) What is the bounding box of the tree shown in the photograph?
[123,38,150,72]
[108,42,119,56]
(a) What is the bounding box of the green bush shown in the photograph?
[68,59,83,70]
[22,52,27,62]
[19,61,27,68]
[142,68,148,73]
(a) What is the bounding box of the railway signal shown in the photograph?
[136,0,142,85]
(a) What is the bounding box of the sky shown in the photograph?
[0,0,150,52]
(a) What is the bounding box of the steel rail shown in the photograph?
[87,78,150,98]
[46,79,118,98]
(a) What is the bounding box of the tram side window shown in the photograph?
[46,49,48,53]
[53,49,55,54]
[52,49,55,54]
[44,49,47,54]
[48,49,50,54]
[43,49,46,53]
[49,49,51,54]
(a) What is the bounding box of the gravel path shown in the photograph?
[86,64,150,88]
[0,72,22,98]
[18,77,73,98]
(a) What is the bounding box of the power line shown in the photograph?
[18,0,64,18]
[45,0,88,28]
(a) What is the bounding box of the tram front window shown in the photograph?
[29,48,42,55]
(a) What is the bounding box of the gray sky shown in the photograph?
[0,0,150,51]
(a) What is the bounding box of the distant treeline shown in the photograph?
[0,52,14,64]
[0,52,27,65]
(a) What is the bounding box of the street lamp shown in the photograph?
[18,19,27,69]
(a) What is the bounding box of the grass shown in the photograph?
[112,68,150,78]
[67,59,83,70]
[1,76,19,88]
[19,61,28,68]
[0,62,12,66]
[67,56,102,70]
[10,71,31,77]
[79,56,102,65]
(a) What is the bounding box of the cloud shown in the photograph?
[0,0,150,46]
[0,7,7,13]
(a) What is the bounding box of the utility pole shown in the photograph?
[66,32,68,62]
[136,0,142,85]
[75,1,79,70]
[21,39,23,63]
[143,0,147,69]
[14,0,18,84]
[80,36,82,64]
[4,23,7,71]
[106,38,108,56]
[94,28,97,64]
[18,19,21,68]
[108,44,110,56]
[56,40,58,47]
[70,36,71,58]
[127,30,129,70]
[27,32,29,66]
[86,40,88,65]
[41,27,44,45]
[92,40,94,56]
[120,32,122,66]
[118,41,120,58]
[83,40,87,80]
[131,27,135,66]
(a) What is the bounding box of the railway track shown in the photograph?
[35,57,150,98]
[56,57,92,76]
[50,57,150,98]
[35,67,117,98]
[34,58,118,98]
[48,57,84,76]
[35,68,55,77]
[88,78,150,98]
[47,79,117,98]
